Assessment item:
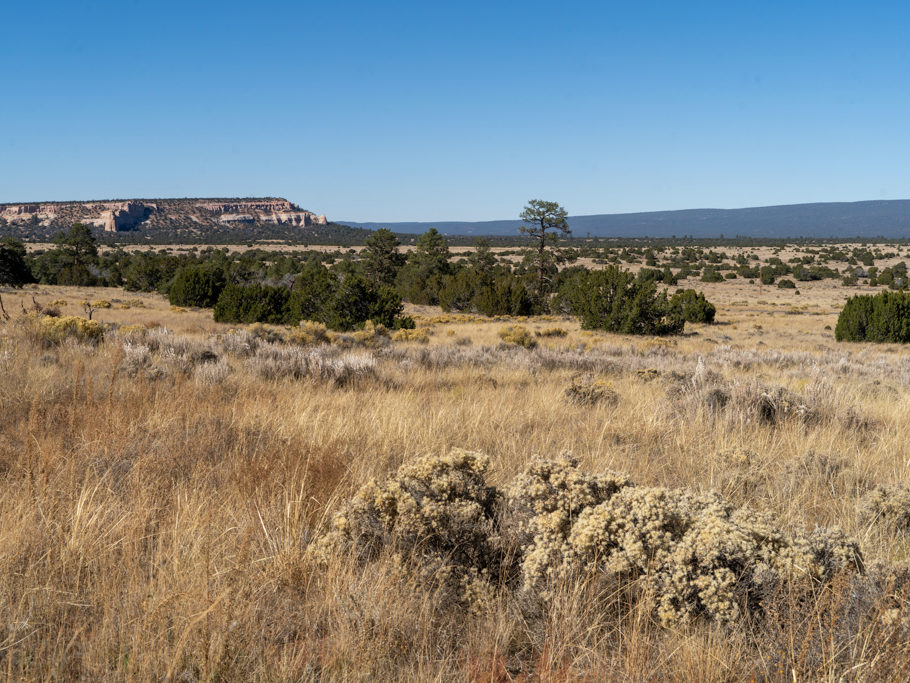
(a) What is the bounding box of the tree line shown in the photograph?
[0,201,718,335]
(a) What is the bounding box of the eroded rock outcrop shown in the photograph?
[0,197,327,233]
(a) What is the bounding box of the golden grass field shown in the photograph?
[2,272,910,680]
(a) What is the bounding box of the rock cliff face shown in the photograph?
[0,197,327,234]
[197,200,327,227]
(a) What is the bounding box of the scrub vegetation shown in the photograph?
[3,234,910,679]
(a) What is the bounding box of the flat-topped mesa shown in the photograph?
[0,197,327,232]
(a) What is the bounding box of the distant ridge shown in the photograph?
[342,200,910,238]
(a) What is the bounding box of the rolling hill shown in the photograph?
[341,200,910,239]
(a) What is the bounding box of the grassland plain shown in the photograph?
[1,275,910,680]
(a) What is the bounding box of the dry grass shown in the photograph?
[1,280,910,679]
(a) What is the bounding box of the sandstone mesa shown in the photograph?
[0,198,327,232]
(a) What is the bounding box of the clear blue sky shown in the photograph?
[2,1,908,222]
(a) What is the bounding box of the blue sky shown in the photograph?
[2,1,908,221]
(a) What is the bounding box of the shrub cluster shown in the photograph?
[558,266,693,336]
[26,313,103,346]
[213,270,406,331]
[835,291,910,343]
[310,451,864,626]
[861,484,910,532]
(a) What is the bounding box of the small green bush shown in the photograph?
[669,289,716,324]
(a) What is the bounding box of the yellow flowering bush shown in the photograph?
[392,327,430,344]
[498,325,537,349]
[28,314,103,346]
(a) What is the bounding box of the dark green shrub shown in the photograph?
[393,315,416,330]
[777,279,796,289]
[669,289,716,324]
[701,268,724,283]
[213,283,290,324]
[440,268,534,316]
[289,259,335,322]
[168,266,226,308]
[835,291,910,342]
[562,266,684,336]
[0,238,33,287]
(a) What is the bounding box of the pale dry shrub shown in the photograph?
[249,344,377,387]
[120,340,153,376]
[862,484,910,532]
[216,329,260,357]
[547,486,862,625]
[499,325,538,349]
[564,375,619,407]
[714,447,769,501]
[507,456,632,592]
[194,359,231,385]
[309,449,503,608]
[727,382,817,426]
[314,451,864,627]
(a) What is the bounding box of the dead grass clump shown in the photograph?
[216,329,260,357]
[861,484,910,532]
[779,450,867,500]
[728,382,817,426]
[563,375,619,407]
[194,359,231,385]
[309,449,503,608]
[499,325,538,349]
